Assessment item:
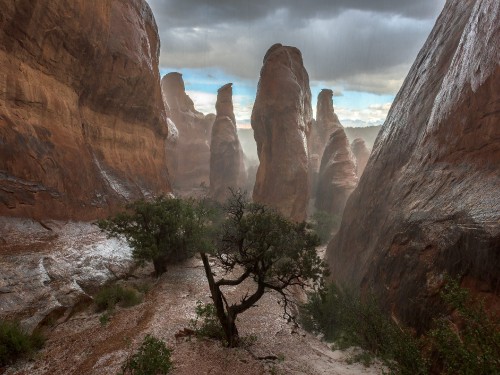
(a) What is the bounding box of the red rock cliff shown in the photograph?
[252,44,313,222]
[161,72,213,190]
[0,0,172,221]
[327,0,500,331]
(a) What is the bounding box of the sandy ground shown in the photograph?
[4,251,383,375]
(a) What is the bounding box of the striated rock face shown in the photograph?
[161,72,214,190]
[316,128,358,217]
[351,138,370,177]
[252,44,313,222]
[327,0,500,331]
[309,89,343,164]
[0,0,172,221]
[209,84,246,202]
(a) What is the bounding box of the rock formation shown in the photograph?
[315,128,358,217]
[209,83,246,202]
[350,138,370,177]
[327,0,500,331]
[309,89,343,163]
[252,44,313,222]
[0,0,172,221]
[161,72,214,190]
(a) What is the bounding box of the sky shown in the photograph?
[150,0,446,128]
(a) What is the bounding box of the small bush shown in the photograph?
[189,301,225,341]
[300,283,428,374]
[310,211,340,244]
[120,334,172,375]
[94,284,142,312]
[429,279,500,375]
[0,320,44,366]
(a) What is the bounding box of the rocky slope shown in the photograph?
[327,0,500,331]
[209,83,246,202]
[5,250,382,375]
[252,44,313,222]
[316,128,358,217]
[0,0,173,221]
[161,72,214,190]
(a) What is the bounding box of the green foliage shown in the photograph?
[310,211,340,244]
[429,279,500,375]
[120,334,172,375]
[94,284,142,312]
[99,312,111,326]
[189,301,225,341]
[98,196,214,276]
[0,320,44,366]
[300,283,428,374]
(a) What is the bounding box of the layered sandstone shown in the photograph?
[315,128,358,217]
[209,84,246,202]
[252,44,313,222]
[350,138,370,177]
[327,0,500,331]
[309,89,343,163]
[0,0,172,221]
[161,72,213,190]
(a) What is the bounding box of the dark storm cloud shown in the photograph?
[148,0,445,94]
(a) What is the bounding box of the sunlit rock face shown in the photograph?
[161,72,214,190]
[209,84,246,202]
[0,0,172,221]
[315,128,358,217]
[309,89,343,164]
[328,0,500,332]
[351,138,370,177]
[252,43,313,222]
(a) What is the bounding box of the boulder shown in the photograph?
[327,0,500,331]
[0,0,173,220]
[252,44,313,222]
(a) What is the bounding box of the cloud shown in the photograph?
[149,0,445,95]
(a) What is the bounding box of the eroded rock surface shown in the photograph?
[0,0,172,221]
[252,44,313,222]
[350,138,370,177]
[161,72,214,190]
[209,84,246,202]
[316,128,358,217]
[327,0,500,331]
[309,89,343,164]
[0,218,133,332]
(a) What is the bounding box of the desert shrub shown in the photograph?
[310,211,340,244]
[0,320,44,366]
[300,283,428,374]
[120,334,172,375]
[189,301,225,341]
[94,284,142,312]
[98,196,214,276]
[429,279,500,375]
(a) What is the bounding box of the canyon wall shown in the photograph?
[252,44,313,222]
[327,0,500,331]
[161,72,213,190]
[0,0,173,221]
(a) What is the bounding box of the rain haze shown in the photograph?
[149,0,446,127]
